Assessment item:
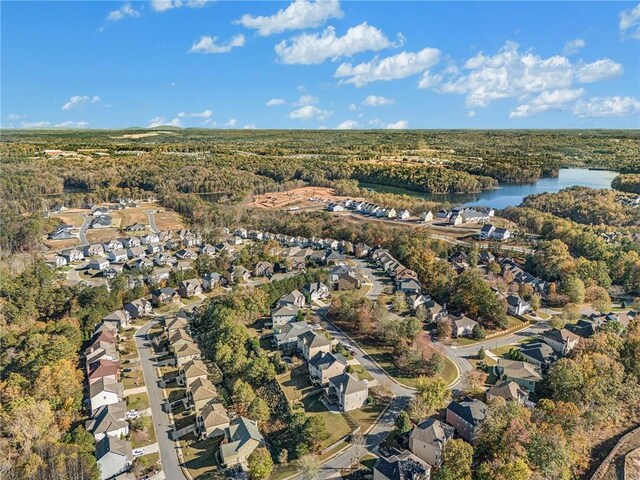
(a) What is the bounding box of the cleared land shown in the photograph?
[249,186,364,210]
[154,210,185,231]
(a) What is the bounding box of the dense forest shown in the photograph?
[520,186,640,227]
[612,173,640,194]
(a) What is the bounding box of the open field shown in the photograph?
[51,210,85,227]
[44,238,81,250]
[154,210,185,230]
[115,207,150,226]
[249,186,364,210]
[86,228,120,243]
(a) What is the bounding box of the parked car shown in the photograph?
[133,448,145,457]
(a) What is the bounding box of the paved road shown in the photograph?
[79,215,90,245]
[135,321,186,480]
[146,210,160,233]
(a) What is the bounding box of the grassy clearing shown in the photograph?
[86,228,121,243]
[269,463,299,480]
[346,365,374,382]
[127,392,150,411]
[182,436,222,479]
[131,420,156,448]
[277,366,316,402]
[122,369,145,390]
[301,393,353,448]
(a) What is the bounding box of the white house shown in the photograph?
[89,378,124,413]
[95,436,132,480]
[397,209,410,220]
[108,250,128,263]
[88,258,110,271]
[325,373,368,412]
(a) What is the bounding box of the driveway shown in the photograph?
[146,210,160,233]
[79,214,91,245]
[135,321,186,480]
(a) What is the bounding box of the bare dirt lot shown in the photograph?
[154,210,185,231]
[87,228,121,243]
[248,186,364,210]
[51,211,85,228]
[44,238,81,250]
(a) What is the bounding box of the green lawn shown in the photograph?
[182,437,223,480]
[348,394,390,432]
[127,392,150,411]
[364,344,458,388]
[301,393,353,448]
[277,366,317,402]
[269,464,298,480]
[122,369,145,390]
[133,452,161,478]
[346,365,374,382]
[131,420,156,448]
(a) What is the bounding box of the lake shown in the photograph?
[360,168,619,209]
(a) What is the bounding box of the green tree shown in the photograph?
[297,454,321,480]
[248,397,271,424]
[395,411,412,434]
[248,448,274,480]
[562,276,585,304]
[432,439,473,480]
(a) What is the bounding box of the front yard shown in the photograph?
[127,392,150,411]
[181,435,223,480]
[131,418,156,448]
[301,393,353,448]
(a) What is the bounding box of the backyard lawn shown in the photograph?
[277,366,317,402]
[301,393,353,448]
[127,392,150,411]
[182,436,223,480]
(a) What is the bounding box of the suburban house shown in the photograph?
[297,330,332,361]
[152,287,180,307]
[409,418,454,467]
[480,224,496,240]
[126,246,146,259]
[278,289,306,308]
[140,233,160,245]
[325,372,368,412]
[272,322,311,351]
[89,377,125,413]
[445,397,487,442]
[108,249,128,263]
[542,328,580,355]
[493,228,511,241]
[419,211,433,222]
[86,402,129,441]
[518,342,557,369]
[91,215,113,229]
[48,224,74,240]
[88,258,110,271]
[88,359,121,385]
[486,380,529,404]
[61,248,84,263]
[120,237,140,248]
[197,402,230,439]
[373,450,431,480]
[303,282,330,302]
[337,272,361,291]
[178,359,209,387]
[95,435,133,480]
[506,295,532,316]
[219,417,265,468]
[253,261,274,278]
[176,248,198,260]
[102,240,124,252]
[447,314,478,337]
[398,278,422,295]
[125,223,147,232]
[479,251,495,264]
[202,272,223,290]
[124,298,153,318]
[186,377,218,414]
[179,278,203,298]
[308,352,348,386]
[495,360,543,392]
[85,243,105,256]
[45,255,68,268]
[397,209,411,220]
[173,341,201,366]
[271,305,299,327]
[146,242,164,254]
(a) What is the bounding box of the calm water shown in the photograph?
[360,168,618,209]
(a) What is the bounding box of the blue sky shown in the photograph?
[2,0,640,129]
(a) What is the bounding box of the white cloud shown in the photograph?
[289,105,333,120]
[619,3,640,40]
[362,95,395,107]
[177,109,212,118]
[20,121,51,128]
[148,116,181,128]
[224,118,237,127]
[294,95,318,106]
[335,47,441,87]
[417,71,443,89]
[243,124,256,129]
[151,0,212,12]
[190,34,245,54]
[62,95,100,111]
[576,59,624,83]
[266,98,286,106]
[54,121,90,128]
[107,3,140,21]
[236,0,343,36]
[573,96,640,117]
[386,120,408,129]
[467,110,476,118]
[348,104,358,111]
[336,120,359,129]
[368,118,383,127]
[275,23,398,65]
[562,38,585,55]
[7,113,26,120]
[510,88,585,118]
[436,42,623,108]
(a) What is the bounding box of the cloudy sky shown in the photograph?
[2,1,639,129]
